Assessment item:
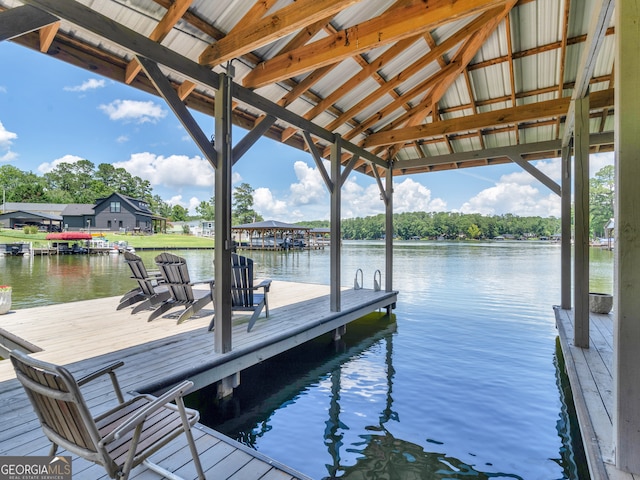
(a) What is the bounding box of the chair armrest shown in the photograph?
[77,361,124,386]
[99,380,195,445]
[255,279,272,291]
[77,361,125,404]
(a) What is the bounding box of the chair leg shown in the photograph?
[247,300,265,332]
[131,291,171,314]
[147,302,176,322]
[142,459,187,480]
[176,397,206,480]
[116,293,144,310]
[177,295,212,324]
[48,443,58,456]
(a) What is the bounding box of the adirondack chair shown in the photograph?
[117,251,170,312]
[10,349,205,480]
[149,253,214,324]
[208,253,272,332]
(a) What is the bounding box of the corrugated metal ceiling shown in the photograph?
[1,0,616,177]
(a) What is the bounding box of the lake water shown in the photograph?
[0,241,614,479]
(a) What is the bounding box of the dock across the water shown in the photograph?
[0,280,397,479]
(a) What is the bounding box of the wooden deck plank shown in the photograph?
[554,307,638,480]
[0,280,396,479]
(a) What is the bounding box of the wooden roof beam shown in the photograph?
[325,8,498,135]
[243,0,507,88]
[364,88,614,147]
[199,0,360,67]
[394,132,614,171]
[125,0,192,84]
[38,21,59,52]
[0,4,58,42]
[361,0,517,157]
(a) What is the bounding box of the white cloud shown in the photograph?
[116,135,129,143]
[253,187,289,218]
[113,152,214,188]
[458,153,615,217]
[459,159,562,216]
[0,121,17,162]
[460,182,560,217]
[37,154,84,174]
[166,195,201,214]
[99,99,167,124]
[0,121,17,147]
[392,177,448,213]
[64,78,106,92]
[289,160,327,205]
[249,161,449,222]
[0,86,7,94]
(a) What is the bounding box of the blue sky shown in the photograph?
[0,41,613,222]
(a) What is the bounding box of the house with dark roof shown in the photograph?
[1,193,166,233]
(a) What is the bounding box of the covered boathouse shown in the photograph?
[0,1,638,479]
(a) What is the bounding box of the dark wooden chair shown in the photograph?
[149,253,214,324]
[117,251,170,312]
[208,253,272,332]
[10,349,205,480]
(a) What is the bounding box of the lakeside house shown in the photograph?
[0,193,166,233]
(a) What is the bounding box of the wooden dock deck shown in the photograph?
[0,280,397,479]
[554,307,637,480]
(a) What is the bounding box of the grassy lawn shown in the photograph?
[0,229,214,249]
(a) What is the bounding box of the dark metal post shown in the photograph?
[214,71,233,353]
[330,135,341,312]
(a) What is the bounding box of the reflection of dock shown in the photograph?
[0,281,396,479]
[1,243,29,256]
[203,312,397,437]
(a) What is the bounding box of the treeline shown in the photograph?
[302,212,561,240]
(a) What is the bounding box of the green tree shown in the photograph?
[468,223,481,239]
[590,165,615,238]
[170,204,188,222]
[0,165,47,202]
[196,197,215,220]
[232,183,262,224]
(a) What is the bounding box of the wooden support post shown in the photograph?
[333,325,347,341]
[214,71,233,354]
[614,2,640,473]
[217,372,240,399]
[385,165,393,293]
[561,144,572,310]
[330,135,341,312]
[573,95,590,348]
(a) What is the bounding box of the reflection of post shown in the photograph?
[324,368,342,478]
[380,330,397,425]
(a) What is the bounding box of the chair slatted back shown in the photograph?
[231,253,254,307]
[10,352,110,468]
[155,253,195,303]
[124,251,155,296]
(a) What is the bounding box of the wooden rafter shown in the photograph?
[199,0,360,67]
[363,88,614,148]
[243,0,507,88]
[125,0,192,84]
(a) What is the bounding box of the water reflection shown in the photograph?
[189,312,529,479]
[341,428,524,480]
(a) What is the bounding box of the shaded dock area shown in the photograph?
[0,280,397,479]
[554,307,637,480]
